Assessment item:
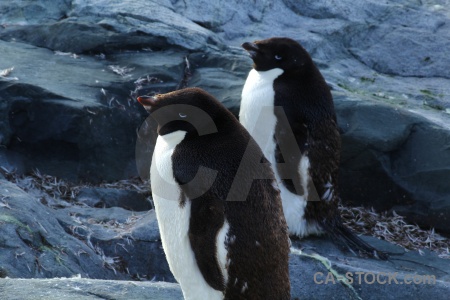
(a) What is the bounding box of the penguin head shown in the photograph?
[242,37,313,73]
[138,87,234,138]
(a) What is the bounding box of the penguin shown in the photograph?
[137,87,291,300]
[240,37,387,259]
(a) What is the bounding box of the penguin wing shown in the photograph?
[274,118,309,197]
[173,161,227,291]
[307,118,341,202]
[188,193,226,291]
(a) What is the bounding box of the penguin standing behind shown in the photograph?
[137,87,290,300]
[240,37,387,259]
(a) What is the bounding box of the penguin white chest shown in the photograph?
[240,68,283,154]
[240,68,321,237]
[151,131,227,300]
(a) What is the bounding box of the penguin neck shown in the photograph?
[240,68,284,121]
[247,68,284,89]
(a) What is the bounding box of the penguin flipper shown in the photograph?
[188,194,227,291]
[172,149,228,290]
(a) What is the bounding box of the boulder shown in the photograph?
[0,39,185,182]
[336,94,450,233]
[0,277,183,300]
[0,179,123,279]
[74,187,152,211]
[289,237,450,299]
[0,178,172,281]
[55,206,173,282]
[1,236,450,299]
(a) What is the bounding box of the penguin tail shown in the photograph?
[320,217,389,260]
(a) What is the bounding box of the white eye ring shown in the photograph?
[179,113,187,118]
[275,55,282,60]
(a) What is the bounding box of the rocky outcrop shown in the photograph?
[336,95,450,233]
[0,179,172,281]
[1,235,450,300]
[0,0,450,298]
[1,174,450,299]
[1,0,449,233]
[0,179,122,279]
[0,278,183,300]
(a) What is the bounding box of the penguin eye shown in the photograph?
[275,55,282,60]
[179,113,187,118]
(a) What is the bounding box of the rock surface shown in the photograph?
[1,237,450,300]
[1,0,449,233]
[0,179,172,281]
[0,278,183,300]
[0,0,450,299]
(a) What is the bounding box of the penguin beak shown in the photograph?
[137,95,158,108]
[242,42,259,59]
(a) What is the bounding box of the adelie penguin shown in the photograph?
[137,87,290,300]
[240,37,387,259]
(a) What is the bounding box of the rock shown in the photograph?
[75,187,152,211]
[0,1,450,298]
[0,179,124,279]
[0,38,186,182]
[0,0,224,52]
[0,178,172,281]
[0,277,183,300]
[335,94,450,233]
[1,236,449,299]
[188,49,251,116]
[289,237,450,299]
[55,206,173,282]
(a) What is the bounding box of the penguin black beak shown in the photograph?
[242,42,259,59]
[137,95,158,107]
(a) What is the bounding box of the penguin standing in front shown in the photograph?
[240,37,387,259]
[137,87,290,300]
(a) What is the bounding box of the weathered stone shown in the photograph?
[75,187,152,211]
[289,237,450,299]
[0,1,450,299]
[336,95,450,233]
[0,278,183,300]
[0,180,124,279]
[55,206,173,282]
[0,0,225,53]
[0,40,186,182]
[1,236,450,299]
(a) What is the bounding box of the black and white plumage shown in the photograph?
[240,37,387,259]
[138,87,291,299]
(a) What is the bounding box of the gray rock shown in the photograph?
[0,179,124,279]
[289,237,450,299]
[188,49,251,116]
[55,206,174,282]
[75,187,152,211]
[0,39,186,182]
[0,2,450,299]
[0,278,183,300]
[0,178,172,281]
[0,0,71,25]
[336,94,450,233]
[0,0,224,52]
[1,236,449,299]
